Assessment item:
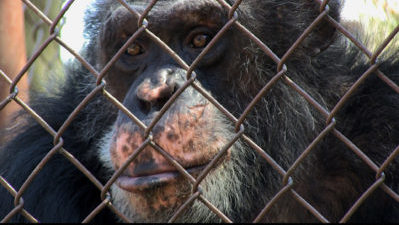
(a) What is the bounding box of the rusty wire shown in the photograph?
[0,0,398,223]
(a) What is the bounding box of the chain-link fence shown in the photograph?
[1,0,399,223]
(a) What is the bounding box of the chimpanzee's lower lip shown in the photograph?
[115,165,206,192]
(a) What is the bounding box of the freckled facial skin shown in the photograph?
[108,97,230,221]
[110,103,223,172]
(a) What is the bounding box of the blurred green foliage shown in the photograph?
[358,0,399,51]
[24,0,65,94]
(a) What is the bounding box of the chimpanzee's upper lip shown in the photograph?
[115,165,206,192]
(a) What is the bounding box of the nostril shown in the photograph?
[152,82,178,111]
[136,75,180,114]
[157,96,170,111]
[138,98,152,114]
[137,84,176,114]
[171,82,178,94]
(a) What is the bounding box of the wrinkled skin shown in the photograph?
[1,0,399,223]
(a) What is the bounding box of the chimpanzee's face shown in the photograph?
[97,0,246,221]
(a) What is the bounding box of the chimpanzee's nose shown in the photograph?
[136,68,178,113]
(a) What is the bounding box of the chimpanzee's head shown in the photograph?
[90,0,339,222]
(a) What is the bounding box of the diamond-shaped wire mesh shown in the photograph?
[0,0,398,223]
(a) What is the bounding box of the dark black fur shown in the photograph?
[1,0,399,222]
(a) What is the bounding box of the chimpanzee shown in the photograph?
[1,0,399,223]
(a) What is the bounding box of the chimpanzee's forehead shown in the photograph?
[121,0,226,19]
[125,0,223,7]
[111,0,227,28]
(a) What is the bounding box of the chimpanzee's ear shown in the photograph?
[301,1,341,56]
[242,0,342,57]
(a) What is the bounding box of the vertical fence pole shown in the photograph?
[0,0,28,144]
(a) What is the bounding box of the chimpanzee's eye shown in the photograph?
[191,33,211,49]
[126,43,144,56]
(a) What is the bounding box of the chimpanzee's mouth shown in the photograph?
[115,165,206,192]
